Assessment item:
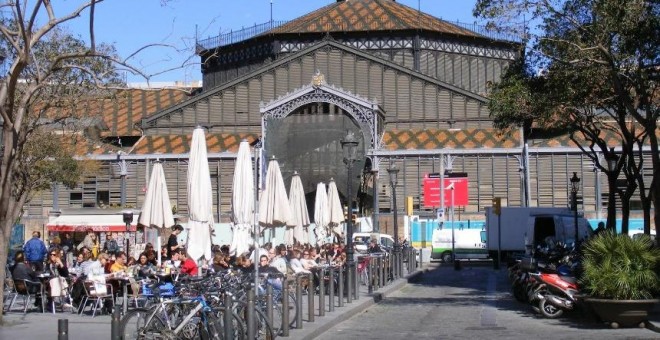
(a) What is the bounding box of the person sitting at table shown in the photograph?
[47,248,69,278]
[234,254,253,274]
[84,253,109,277]
[290,249,311,274]
[301,250,319,271]
[11,251,42,309]
[135,253,155,279]
[110,252,128,273]
[258,255,283,291]
[177,250,198,276]
[211,253,230,273]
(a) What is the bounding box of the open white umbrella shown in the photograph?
[229,140,254,256]
[314,182,330,246]
[327,179,345,238]
[138,161,175,266]
[186,127,213,262]
[288,171,310,245]
[258,157,293,232]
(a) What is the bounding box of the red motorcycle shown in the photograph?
[534,264,579,318]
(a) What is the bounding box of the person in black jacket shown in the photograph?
[167,225,184,259]
[11,251,41,308]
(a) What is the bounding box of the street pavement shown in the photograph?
[0,259,423,339]
[2,261,658,339]
[317,261,660,340]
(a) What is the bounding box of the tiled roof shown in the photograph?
[131,133,259,155]
[66,135,121,156]
[100,89,191,137]
[270,0,480,37]
[383,129,521,150]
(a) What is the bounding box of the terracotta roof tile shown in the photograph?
[383,128,521,150]
[131,133,259,155]
[270,0,480,37]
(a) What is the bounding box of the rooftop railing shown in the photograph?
[195,17,522,52]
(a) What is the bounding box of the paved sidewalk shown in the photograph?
[0,262,426,339]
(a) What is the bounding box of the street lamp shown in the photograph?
[122,210,133,255]
[341,130,359,302]
[604,147,619,232]
[570,172,580,245]
[387,162,400,279]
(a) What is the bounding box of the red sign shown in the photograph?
[423,175,469,207]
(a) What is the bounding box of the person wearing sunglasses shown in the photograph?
[47,249,69,278]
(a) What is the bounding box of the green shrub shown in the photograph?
[580,231,660,300]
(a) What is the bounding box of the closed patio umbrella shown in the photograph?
[328,179,345,238]
[258,157,293,232]
[288,171,310,245]
[185,127,213,263]
[314,182,330,246]
[138,161,175,266]
[229,140,254,256]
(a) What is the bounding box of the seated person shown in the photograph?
[367,239,383,253]
[234,254,253,274]
[211,253,230,273]
[178,250,198,276]
[84,253,109,277]
[12,251,46,310]
[110,251,128,274]
[258,255,282,291]
[135,253,155,279]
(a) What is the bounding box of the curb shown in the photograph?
[298,267,427,340]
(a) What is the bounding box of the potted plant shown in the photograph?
[580,231,660,328]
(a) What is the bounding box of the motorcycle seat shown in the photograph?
[560,275,577,285]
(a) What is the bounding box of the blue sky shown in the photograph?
[62,0,480,84]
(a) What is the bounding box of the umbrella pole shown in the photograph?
[253,145,260,292]
[157,235,161,267]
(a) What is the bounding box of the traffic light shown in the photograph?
[405,196,414,216]
[492,197,501,216]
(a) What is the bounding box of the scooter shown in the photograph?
[535,263,579,318]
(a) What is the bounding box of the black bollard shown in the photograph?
[353,262,359,300]
[368,257,373,294]
[224,293,233,340]
[247,289,256,340]
[378,256,384,288]
[295,274,303,329]
[110,308,121,340]
[318,268,325,316]
[337,265,344,307]
[282,278,290,337]
[307,272,315,322]
[346,263,352,304]
[328,266,335,312]
[58,319,69,340]
[266,285,274,328]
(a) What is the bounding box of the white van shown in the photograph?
[430,228,487,262]
[352,232,395,253]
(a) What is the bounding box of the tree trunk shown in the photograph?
[607,174,617,232]
[0,218,12,324]
[620,191,630,236]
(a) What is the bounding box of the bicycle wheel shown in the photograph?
[209,307,246,340]
[253,308,274,340]
[120,308,167,340]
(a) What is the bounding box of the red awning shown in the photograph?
[46,214,137,232]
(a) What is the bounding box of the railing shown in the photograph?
[195,17,522,51]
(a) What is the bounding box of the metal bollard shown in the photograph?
[318,268,325,316]
[247,289,256,340]
[328,266,335,312]
[295,274,303,329]
[282,278,290,337]
[266,285,274,328]
[346,263,352,304]
[368,257,373,294]
[307,272,315,322]
[110,308,120,340]
[337,265,344,307]
[58,319,69,340]
[353,262,359,300]
[378,256,384,288]
[224,294,234,340]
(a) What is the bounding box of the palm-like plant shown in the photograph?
[580,231,660,300]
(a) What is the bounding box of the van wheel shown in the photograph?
[441,252,453,263]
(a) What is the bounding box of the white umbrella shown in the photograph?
[328,179,345,238]
[138,161,175,266]
[229,140,254,256]
[258,157,293,231]
[314,182,330,246]
[186,127,213,262]
[288,171,310,245]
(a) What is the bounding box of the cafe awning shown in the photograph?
[46,214,137,232]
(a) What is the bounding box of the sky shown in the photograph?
[61,0,481,84]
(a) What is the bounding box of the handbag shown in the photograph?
[49,276,69,297]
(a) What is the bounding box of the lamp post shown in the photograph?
[570,172,580,245]
[341,131,359,301]
[122,210,133,255]
[605,148,619,232]
[387,163,400,279]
